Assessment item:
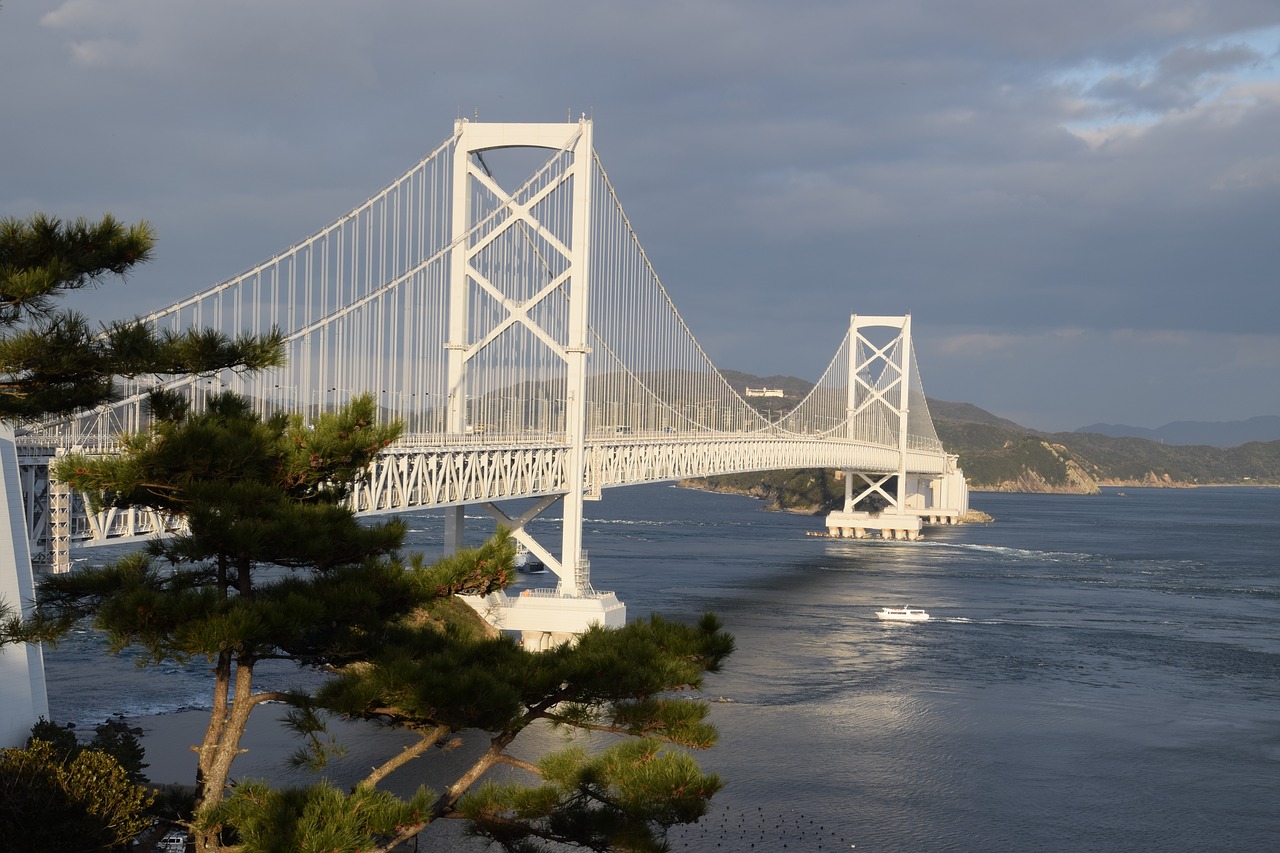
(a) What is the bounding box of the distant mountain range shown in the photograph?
[1074,416,1280,448]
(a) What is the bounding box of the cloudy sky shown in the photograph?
[3,1,1278,432]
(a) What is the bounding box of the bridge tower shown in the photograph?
[442,119,624,646]
[825,314,925,540]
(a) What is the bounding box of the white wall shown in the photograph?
[0,427,49,747]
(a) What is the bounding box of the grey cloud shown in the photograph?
[4,0,1280,430]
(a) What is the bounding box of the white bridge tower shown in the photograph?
[443,119,624,647]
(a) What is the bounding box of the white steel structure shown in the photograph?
[11,119,967,647]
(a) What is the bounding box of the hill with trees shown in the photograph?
[930,399,1280,491]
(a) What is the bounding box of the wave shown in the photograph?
[924,540,1095,562]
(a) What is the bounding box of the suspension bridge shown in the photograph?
[7,118,967,651]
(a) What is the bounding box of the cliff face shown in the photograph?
[977,442,1101,494]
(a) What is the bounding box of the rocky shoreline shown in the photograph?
[975,469,1198,495]
[681,469,1219,507]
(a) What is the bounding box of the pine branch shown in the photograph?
[494,754,544,777]
[360,724,449,789]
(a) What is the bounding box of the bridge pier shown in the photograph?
[824,509,922,541]
[462,587,626,649]
[456,497,628,646]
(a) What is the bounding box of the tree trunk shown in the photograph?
[193,656,257,853]
[193,651,231,804]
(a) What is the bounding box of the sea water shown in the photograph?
[42,485,1280,851]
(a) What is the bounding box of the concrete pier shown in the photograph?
[461,587,626,650]
[823,510,923,541]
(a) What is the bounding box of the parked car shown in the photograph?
[156,831,189,853]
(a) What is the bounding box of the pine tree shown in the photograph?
[26,717,148,786]
[281,610,736,853]
[36,392,460,851]
[1,212,284,646]
[35,392,735,852]
[0,213,283,423]
[7,213,737,850]
[90,720,150,785]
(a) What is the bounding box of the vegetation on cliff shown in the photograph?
[680,470,849,514]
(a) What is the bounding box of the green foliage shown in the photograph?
[0,738,154,852]
[297,612,733,849]
[1052,432,1280,483]
[0,213,153,319]
[27,717,79,762]
[317,613,732,742]
[0,213,283,423]
[90,720,149,784]
[199,780,434,853]
[684,468,847,513]
[31,393,429,851]
[25,717,148,784]
[56,391,397,517]
[462,741,722,852]
[49,393,406,592]
[27,365,734,852]
[932,404,1280,487]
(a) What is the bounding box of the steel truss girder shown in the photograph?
[353,445,572,512]
[349,437,947,515]
[18,453,180,563]
[22,436,952,561]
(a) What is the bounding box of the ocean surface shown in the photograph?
[43,485,1280,852]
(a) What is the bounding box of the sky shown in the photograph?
[3,1,1279,433]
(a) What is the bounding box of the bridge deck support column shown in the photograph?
[48,460,71,575]
[442,506,465,556]
[463,496,627,647]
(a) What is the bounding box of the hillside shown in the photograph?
[931,401,1280,490]
[698,376,1280,502]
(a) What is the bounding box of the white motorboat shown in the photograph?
[875,606,930,622]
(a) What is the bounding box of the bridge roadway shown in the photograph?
[356,431,948,514]
[16,430,950,552]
